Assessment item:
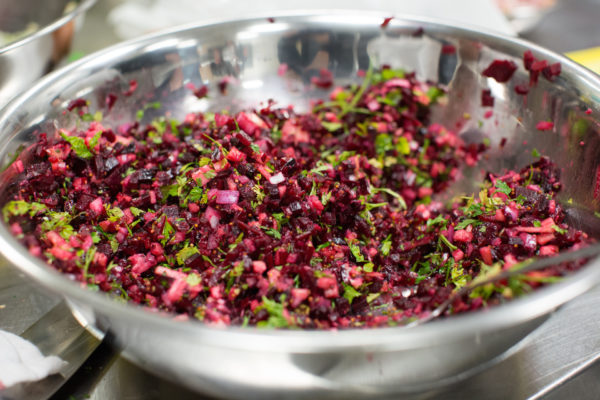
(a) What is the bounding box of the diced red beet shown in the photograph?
[290,288,310,307]
[481,89,494,107]
[311,69,334,89]
[514,84,529,95]
[226,147,246,163]
[236,112,268,136]
[479,246,493,265]
[123,79,138,96]
[539,245,558,256]
[193,85,209,99]
[523,50,535,70]
[482,59,517,83]
[381,17,393,28]
[454,229,473,242]
[252,260,267,274]
[441,44,456,54]
[166,278,188,303]
[536,121,554,131]
[105,93,118,111]
[89,197,104,215]
[542,63,561,81]
[218,77,231,94]
[67,98,88,112]
[278,63,288,76]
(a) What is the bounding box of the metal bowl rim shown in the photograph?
[1,11,600,352]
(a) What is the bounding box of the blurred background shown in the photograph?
[69,0,597,57]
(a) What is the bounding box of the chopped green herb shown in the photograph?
[494,180,512,196]
[3,200,47,222]
[439,234,457,251]
[60,131,93,159]
[380,235,392,256]
[347,240,365,263]
[260,226,281,239]
[343,284,361,304]
[375,133,393,155]
[176,245,199,265]
[321,121,342,132]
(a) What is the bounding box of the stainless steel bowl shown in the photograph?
[1,12,600,399]
[0,0,96,107]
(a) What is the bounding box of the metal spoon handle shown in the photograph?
[408,242,600,327]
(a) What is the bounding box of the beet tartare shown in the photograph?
[2,66,591,328]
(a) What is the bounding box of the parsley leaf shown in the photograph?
[161,220,175,246]
[439,234,457,251]
[176,245,199,265]
[374,133,393,155]
[455,218,480,230]
[553,224,568,235]
[396,136,410,155]
[347,240,365,263]
[426,214,448,230]
[257,296,289,328]
[187,187,204,203]
[343,284,361,304]
[494,180,512,196]
[321,121,342,132]
[366,292,380,303]
[371,187,407,210]
[3,200,47,222]
[88,131,102,152]
[260,226,281,239]
[106,206,124,222]
[129,207,145,217]
[186,273,202,287]
[380,234,392,256]
[60,131,93,159]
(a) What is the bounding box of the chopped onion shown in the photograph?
[216,190,239,204]
[269,172,285,185]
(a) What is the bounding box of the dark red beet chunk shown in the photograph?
[310,69,334,89]
[412,27,424,37]
[542,62,562,81]
[442,44,456,55]
[381,17,393,28]
[514,84,529,95]
[105,93,118,111]
[523,50,561,86]
[123,80,138,96]
[193,85,209,99]
[482,59,518,83]
[67,98,87,112]
[481,89,494,107]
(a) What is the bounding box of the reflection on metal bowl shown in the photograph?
[0,12,600,399]
[0,0,96,107]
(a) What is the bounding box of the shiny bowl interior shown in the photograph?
[1,12,600,399]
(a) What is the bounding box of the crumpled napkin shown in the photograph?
[0,329,66,390]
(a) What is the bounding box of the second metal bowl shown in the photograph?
[0,12,600,399]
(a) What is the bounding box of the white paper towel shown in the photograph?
[0,330,66,390]
[108,0,515,40]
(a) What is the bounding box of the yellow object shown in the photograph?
[566,47,600,74]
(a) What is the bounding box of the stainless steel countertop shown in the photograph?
[2,0,600,399]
